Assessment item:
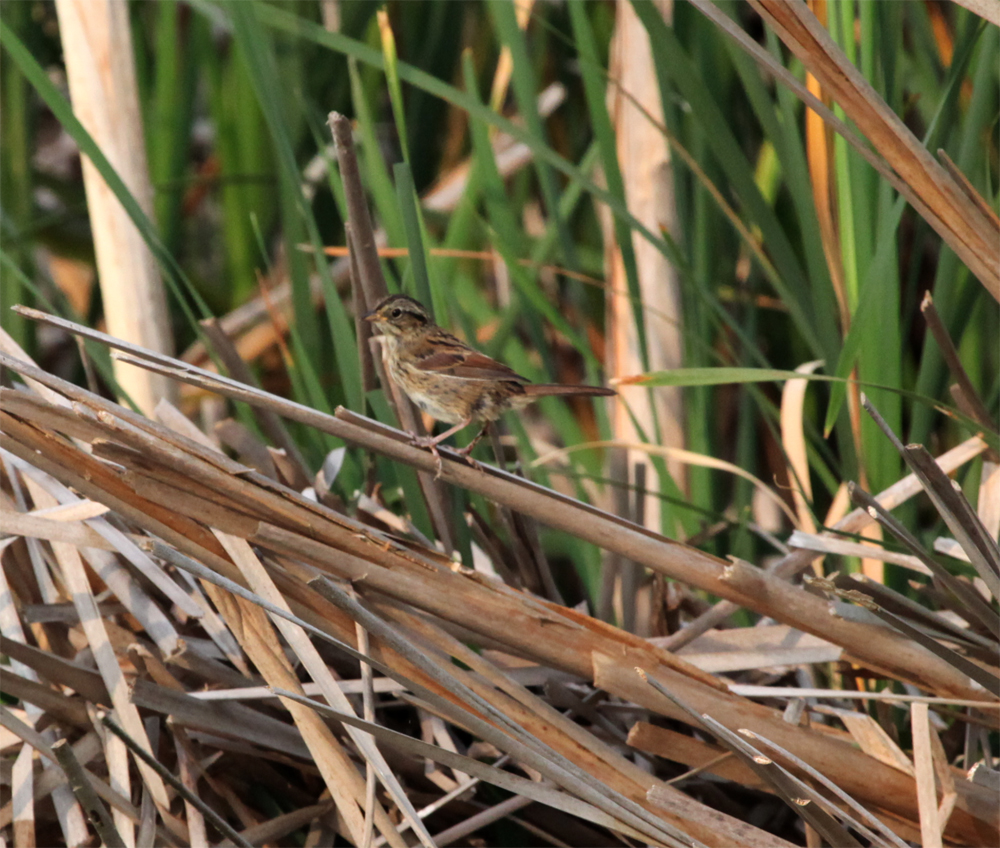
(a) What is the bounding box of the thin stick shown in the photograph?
[921,291,996,433]
[52,737,126,848]
[328,111,456,556]
[328,112,388,307]
[662,752,735,786]
[97,712,253,848]
[348,223,378,393]
[352,585,378,848]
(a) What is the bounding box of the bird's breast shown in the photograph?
[386,357,472,424]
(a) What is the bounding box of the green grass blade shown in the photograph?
[147,0,198,251]
[630,366,992,443]
[347,56,405,250]
[460,54,594,371]
[0,0,32,348]
[488,0,576,270]
[378,9,410,165]
[394,162,435,316]
[630,0,822,360]
[568,1,649,372]
[255,4,689,296]
[227,2,362,417]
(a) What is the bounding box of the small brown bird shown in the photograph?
[365,294,615,472]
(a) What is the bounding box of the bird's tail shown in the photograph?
[520,384,616,399]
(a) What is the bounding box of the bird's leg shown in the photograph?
[440,424,487,473]
[410,418,472,478]
[428,442,445,479]
[410,418,471,449]
[455,424,488,457]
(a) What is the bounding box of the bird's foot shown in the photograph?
[409,434,446,479]
[454,442,485,473]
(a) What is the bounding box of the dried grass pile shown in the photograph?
[1,311,997,847]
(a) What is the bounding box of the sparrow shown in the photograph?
[364,294,615,473]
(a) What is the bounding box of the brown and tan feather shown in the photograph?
[364,295,614,455]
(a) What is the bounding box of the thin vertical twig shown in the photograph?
[328,113,388,308]
[348,223,378,394]
[330,111,457,557]
[600,447,628,623]
[621,461,647,633]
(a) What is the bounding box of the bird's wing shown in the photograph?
[414,335,529,383]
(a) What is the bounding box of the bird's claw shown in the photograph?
[454,444,485,473]
[409,435,486,478]
[465,456,485,473]
[409,434,446,479]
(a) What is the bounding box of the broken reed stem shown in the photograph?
[328,112,387,308]
[347,223,378,394]
[920,291,997,441]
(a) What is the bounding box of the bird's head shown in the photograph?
[364,295,431,337]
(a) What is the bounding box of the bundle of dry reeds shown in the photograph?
[1,303,998,847]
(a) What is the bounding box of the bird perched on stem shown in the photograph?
[365,294,615,475]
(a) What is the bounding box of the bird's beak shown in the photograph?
[363,310,377,322]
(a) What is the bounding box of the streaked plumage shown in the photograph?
[364,295,614,470]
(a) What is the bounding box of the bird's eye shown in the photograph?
[391,308,403,318]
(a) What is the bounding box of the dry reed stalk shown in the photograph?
[603,0,686,513]
[53,0,175,413]
[0,400,988,844]
[330,112,457,557]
